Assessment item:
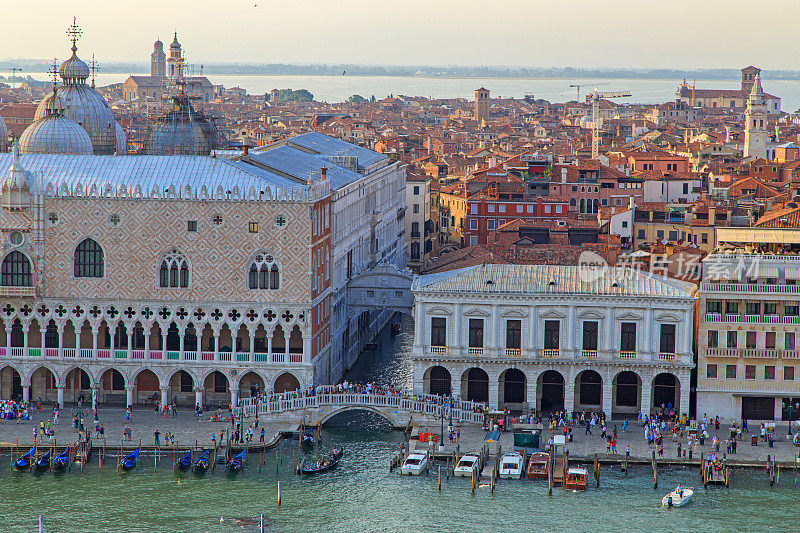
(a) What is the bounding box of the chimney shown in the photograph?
[708,206,716,226]
[321,166,327,181]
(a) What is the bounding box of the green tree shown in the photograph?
[348,94,368,103]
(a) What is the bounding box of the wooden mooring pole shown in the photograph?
[594,454,600,488]
[277,480,281,508]
[438,465,441,491]
[652,450,658,489]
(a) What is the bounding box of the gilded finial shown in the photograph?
[66,17,83,53]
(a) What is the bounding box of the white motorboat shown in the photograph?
[400,452,428,476]
[453,452,481,477]
[661,486,693,507]
[498,452,524,479]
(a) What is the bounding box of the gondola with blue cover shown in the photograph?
[193,449,210,473]
[14,447,35,470]
[227,449,246,472]
[119,448,139,471]
[34,449,52,471]
[52,448,70,470]
[174,450,192,471]
[301,429,315,449]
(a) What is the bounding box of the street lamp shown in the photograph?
[788,400,799,437]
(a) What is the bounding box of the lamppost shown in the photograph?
[788,400,799,437]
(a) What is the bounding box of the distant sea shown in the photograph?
[16,72,800,112]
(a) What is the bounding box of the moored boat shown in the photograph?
[14,447,35,470]
[400,451,428,476]
[662,486,693,507]
[175,451,192,471]
[119,448,139,471]
[498,452,524,479]
[301,429,315,449]
[52,448,70,470]
[453,452,481,478]
[526,452,549,479]
[227,449,246,472]
[192,450,210,473]
[300,447,343,475]
[565,467,587,491]
[34,450,52,471]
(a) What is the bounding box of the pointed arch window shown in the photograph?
[1,251,32,286]
[159,249,189,288]
[74,238,104,278]
[248,253,279,290]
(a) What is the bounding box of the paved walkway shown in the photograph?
[0,406,288,449]
[413,420,800,464]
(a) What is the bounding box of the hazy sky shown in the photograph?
[2,0,797,69]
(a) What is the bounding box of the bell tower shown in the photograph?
[744,73,767,160]
[151,39,166,77]
[474,87,489,124]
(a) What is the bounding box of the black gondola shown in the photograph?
[193,449,210,473]
[301,429,315,449]
[34,449,52,471]
[227,449,246,472]
[174,451,192,471]
[52,448,70,470]
[119,448,139,471]
[14,447,35,470]
[300,448,343,475]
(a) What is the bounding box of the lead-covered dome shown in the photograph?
[59,46,90,84]
[143,92,214,155]
[20,92,93,155]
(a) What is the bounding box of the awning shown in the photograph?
[786,267,800,279]
[705,263,741,281]
[758,266,779,278]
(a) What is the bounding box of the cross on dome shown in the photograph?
[66,17,82,52]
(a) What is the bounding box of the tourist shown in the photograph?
[154,430,160,446]
[260,428,265,442]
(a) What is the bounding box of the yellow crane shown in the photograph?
[586,89,631,158]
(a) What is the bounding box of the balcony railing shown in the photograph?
[581,350,598,358]
[658,352,677,361]
[0,286,35,297]
[785,316,799,324]
[705,312,722,322]
[765,314,781,324]
[540,349,559,358]
[429,346,448,355]
[701,282,800,294]
[706,347,780,358]
[619,351,637,359]
[506,348,522,357]
[468,347,484,356]
[742,314,760,323]
[706,313,798,325]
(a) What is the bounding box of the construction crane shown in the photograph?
[586,89,631,159]
[679,78,696,108]
[9,67,22,89]
[569,84,584,102]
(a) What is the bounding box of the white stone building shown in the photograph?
[411,264,696,417]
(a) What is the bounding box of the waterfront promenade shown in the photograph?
[2,404,800,466]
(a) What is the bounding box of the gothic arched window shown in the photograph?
[159,249,189,288]
[248,253,279,290]
[1,251,32,286]
[74,238,104,278]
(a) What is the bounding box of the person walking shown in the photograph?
[585,420,592,435]
[154,430,160,446]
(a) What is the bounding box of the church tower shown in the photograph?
[151,39,166,77]
[167,32,182,80]
[744,73,767,160]
[474,87,489,124]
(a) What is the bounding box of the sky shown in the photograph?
[1,0,798,69]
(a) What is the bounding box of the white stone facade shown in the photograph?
[411,264,696,417]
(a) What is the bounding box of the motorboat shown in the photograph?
[662,486,693,507]
[400,451,428,476]
[453,452,481,478]
[565,467,587,491]
[498,452,524,479]
[527,452,549,479]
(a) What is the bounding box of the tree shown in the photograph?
[279,88,314,102]
[348,94,367,103]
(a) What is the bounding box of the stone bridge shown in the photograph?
[346,264,415,315]
[237,388,485,429]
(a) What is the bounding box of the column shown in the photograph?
[567,306,576,353]
[161,331,168,357]
[179,329,185,360]
[56,386,65,409]
[563,370,575,413]
[682,312,693,357]
[602,370,613,417]
[249,332,256,362]
[640,371,652,416]
[231,388,239,408]
[488,371,499,410]
[91,325,99,358]
[413,301,423,347]
[526,372,536,411]
[6,329,10,352]
[679,373,690,416]
[213,332,220,361]
[144,325,151,359]
[91,387,98,410]
[606,310,615,354]
[490,306,500,355]
[127,329,133,359]
[110,324,116,359]
[125,387,134,408]
[22,384,30,403]
[195,387,203,409]
[453,303,463,351]
[160,387,169,408]
[57,324,64,358]
[302,330,312,363]
[530,307,539,353]
[22,323,29,357]
[267,333,273,360]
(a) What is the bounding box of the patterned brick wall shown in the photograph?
[40,197,312,303]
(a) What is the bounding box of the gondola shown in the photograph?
[300,448,343,475]
[227,449,246,472]
[34,449,52,471]
[301,429,315,449]
[174,451,192,471]
[119,448,139,471]
[13,447,35,470]
[193,449,211,473]
[52,448,70,470]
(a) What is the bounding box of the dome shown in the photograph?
[19,114,93,155]
[154,39,164,51]
[144,120,210,156]
[170,32,181,49]
[35,82,116,155]
[59,49,90,84]
[114,121,127,154]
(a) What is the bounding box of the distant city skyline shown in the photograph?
[1,0,797,69]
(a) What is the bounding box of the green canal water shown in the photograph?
[2,322,800,532]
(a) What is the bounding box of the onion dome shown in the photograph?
[59,44,91,85]
[154,39,164,51]
[114,121,127,154]
[170,32,181,50]
[20,90,93,155]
